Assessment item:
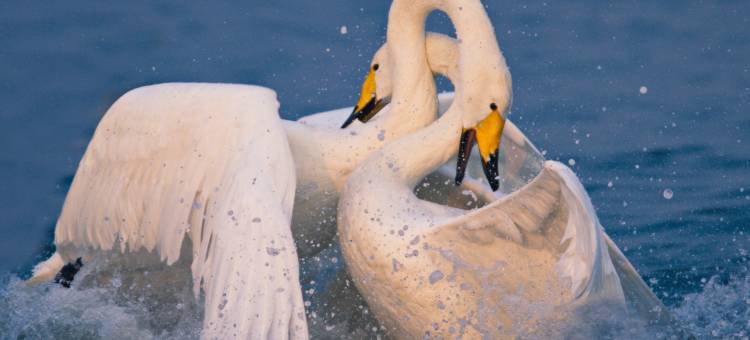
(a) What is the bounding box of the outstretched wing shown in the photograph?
[55,83,282,263]
[429,161,625,305]
[53,83,307,339]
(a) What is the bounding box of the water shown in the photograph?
[1,0,748,338]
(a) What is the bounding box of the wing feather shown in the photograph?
[55,83,279,263]
[446,159,686,329]
[196,165,307,339]
[430,161,625,305]
[51,83,308,338]
[434,162,562,244]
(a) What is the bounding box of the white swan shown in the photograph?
[304,32,539,337]
[342,29,673,333]
[337,0,634,337]
[381,37,678,334]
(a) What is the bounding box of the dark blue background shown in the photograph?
[1,1,748,304]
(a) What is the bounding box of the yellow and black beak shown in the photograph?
[455,106,506,191]
[341,66,390,129]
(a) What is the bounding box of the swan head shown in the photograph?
[340,45,393,128]
[454,64,513,192]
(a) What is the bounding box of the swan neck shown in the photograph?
[436,0,508,120]
[383,105,463,187]
[391,0,507,117]
[382,1,437,132]
[437,0,501,62]
[377,0,505,187]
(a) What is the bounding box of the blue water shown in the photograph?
[0,0,748,338]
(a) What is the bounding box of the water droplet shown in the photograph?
[429,270,444,284]
[377,129,386,141]
[568,158,576,166]
[339,25,348,34]
[663,188,674,200]
[410,235,421,246]
[639,86,648,94]
[266,247,280,256]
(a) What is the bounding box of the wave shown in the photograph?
[673,274,750,339]
[1,269,747,339]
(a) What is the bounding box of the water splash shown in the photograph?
[2,266,747,339]
[673,275,750,338]
[0,276,201,339]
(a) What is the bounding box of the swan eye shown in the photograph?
[372,64,379,71]
[490,103,498,111]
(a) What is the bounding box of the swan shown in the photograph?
[342,30,675,334]
[304,32,542,336]
[337,0,669,337]
[349,35,680,335]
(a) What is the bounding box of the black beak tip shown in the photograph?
[455,129,476,188]
[481,152,500,192]
[341,107,360,129]
[489,179,500,191]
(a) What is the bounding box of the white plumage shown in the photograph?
[431,161,625,301]
[33,83,307,339]
[335,0,663,337]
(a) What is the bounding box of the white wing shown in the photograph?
[448,159,676,324]
[430,161,625,306]
[50,83,307,339]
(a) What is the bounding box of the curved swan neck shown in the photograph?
[370,0,506,188]
[425,33,460,82]
[284,0,447,167]
[382,0,438,133]
[389,104,463,188]
[391,0,509,122]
